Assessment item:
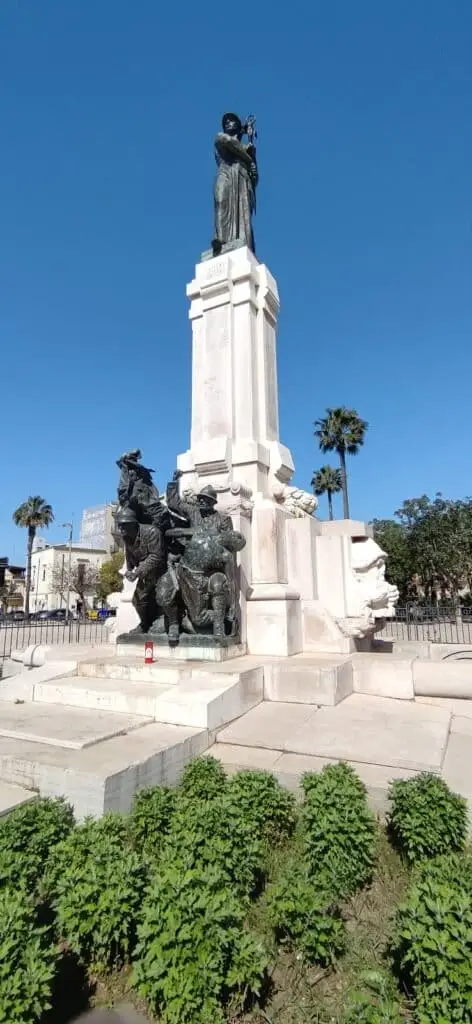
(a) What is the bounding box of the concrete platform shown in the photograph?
[217,693,451,773]
[217,701,318,750]
[0,702,152,750]
[0,722,208,818]
[116,641,246,662]
[0,780,36,818]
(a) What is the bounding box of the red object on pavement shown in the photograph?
[144,641,154,664]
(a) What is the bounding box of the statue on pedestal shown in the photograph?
[157,485,245,645]
[212,113,258,256]
[116,449,167,527]
[114,452,246,646]
[116,507,166,635]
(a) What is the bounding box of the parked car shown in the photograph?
[31,609,74,622]
[5,610,28,622]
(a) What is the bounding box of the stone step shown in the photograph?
[0,780,37,818]
[0,701,152,751]
[34,677,173,718]
[77,654,353,707]
[216,693,452,774]
[0,721,208,819]
[78,657,185,685]
[263,654,352,705]
[34,670,262,731]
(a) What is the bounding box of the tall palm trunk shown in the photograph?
[338,448,350,519]
[24,526,35,616]
[327,489,334,520]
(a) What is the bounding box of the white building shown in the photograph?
[80,504,117,554]
[30,543,108,614]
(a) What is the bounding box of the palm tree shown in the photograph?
[13,496,54,615]
[314,407,368,519]
[312,465,342,521]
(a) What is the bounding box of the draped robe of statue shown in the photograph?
[213,133,258,253]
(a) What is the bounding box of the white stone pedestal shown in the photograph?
[177,247,294,504]
[176,247,301,657]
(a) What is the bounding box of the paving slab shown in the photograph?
[442,730,472,802]
[216,701,318,751]
[416,696,472,719]
[0,780,36,817]
[0,701,152,750]
[285,693,451,772]
[204,743,282,772]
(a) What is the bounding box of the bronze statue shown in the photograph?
[115,450,247,646]
[116,449,167,527]
[156,488,245,645]
[116,507,166,634]
[213,113,258,256]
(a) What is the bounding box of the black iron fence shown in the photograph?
[0,619,108,661]
[379,603,472,645]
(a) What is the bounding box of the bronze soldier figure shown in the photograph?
[116,507,166,634]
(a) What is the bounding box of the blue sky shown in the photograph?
[1,0,471,559]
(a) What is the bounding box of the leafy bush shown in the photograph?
[388,772,467,863]
[0,886,57,1023]
[227,769,297,845]
[343,971,404,1023]
[0,797,74,894]
[301,763,377,898]
[178,755,228,801]
[133,862,268,1024]
[391,853,472,1023]
[265,858,344,965]
[45,811,130,895]
[52,814,146,968]
[131,784,175,856]
[164,794,265,897]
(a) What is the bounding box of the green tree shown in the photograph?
[371,519,411,600]
[314,407,368,519]
[13,496,54,615]
[312,465,342,521]
[98,551,124,602]
[391,495,472,601]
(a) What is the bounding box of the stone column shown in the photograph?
[177,247,294,504]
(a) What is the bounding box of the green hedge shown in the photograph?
[0,797,74,895]
[0,886,57,1023]
[301,762,377,898]
[50,813,147,968]
[227,769,297,845]
[130,784,176,857]
[163,793,266,897]
[133,862,268,1024]
[391,853,472,1023]
[388,772,467,863]
[265,857,345,965]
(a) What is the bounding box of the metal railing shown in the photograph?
[0,619,108,661]
[378,603,472,645]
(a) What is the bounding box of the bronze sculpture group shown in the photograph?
[115,451,245,647]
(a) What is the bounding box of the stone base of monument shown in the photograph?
[116,635,247,662]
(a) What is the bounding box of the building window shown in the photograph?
[42,569,46,582]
